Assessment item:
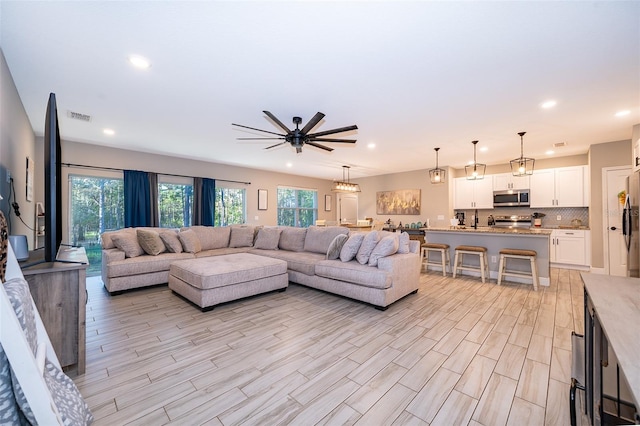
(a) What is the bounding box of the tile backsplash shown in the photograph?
[456,207,589,228]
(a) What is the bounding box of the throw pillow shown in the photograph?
[253,227,282,250]
[3,277,37,355]
[0,210,7,282]
[303,226,349,254]
[339,233,365,262]
[278,227,307,252]
[356,231,380,265]
[368,234,400,266]
[397,231,411,254]
[229,226,255,248]
[178,229,202,253]
[111,231,145,258]
[137,229,166,256]
[326,233,349,260]
[159,230,183,253]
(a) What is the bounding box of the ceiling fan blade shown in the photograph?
[236,137,285,140]
[263,111,292,133]
[307,124,358,138]
[300,112,325,134]
[308,138,357,143]
[265,142,287,150]
[232,123,285,137]
[306,141,334,152]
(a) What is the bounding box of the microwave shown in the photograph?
[493,189,530,207]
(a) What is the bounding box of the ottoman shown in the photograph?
[168,253,288,311]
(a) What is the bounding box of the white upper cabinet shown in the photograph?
[530,166,589,207]
[493,173,531,191]
[454,176,493,209]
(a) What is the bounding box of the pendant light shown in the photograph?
[331,165,361,193]
[429,147,446,184]
[510,131,535,176]
[465,140,486,180]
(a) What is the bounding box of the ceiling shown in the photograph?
[1,1,638,181]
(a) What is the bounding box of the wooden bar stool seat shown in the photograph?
[497,248,539,291]
[421,243,450,276]
[453,245,489,283]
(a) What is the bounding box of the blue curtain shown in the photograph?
[124,170,151,227]
[201,178,216,226]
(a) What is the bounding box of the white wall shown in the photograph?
[0,49,36,248]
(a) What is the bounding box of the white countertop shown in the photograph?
[581,272,640,409]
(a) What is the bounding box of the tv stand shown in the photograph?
[18,247,88,375]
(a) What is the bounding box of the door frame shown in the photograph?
[601,166,631,275]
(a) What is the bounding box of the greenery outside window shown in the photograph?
[277,187,317,227]
[215,187,246,226]
[158,178,193,228]
[69,174,124,276]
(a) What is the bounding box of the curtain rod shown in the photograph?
[62,163,251,185]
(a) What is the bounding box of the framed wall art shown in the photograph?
[258,189,268,210]
[324,194,332,211]
[376,189,421,215]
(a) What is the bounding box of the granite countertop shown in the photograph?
[426,226,552,235]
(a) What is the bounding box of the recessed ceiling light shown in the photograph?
[103,128,115,136]
[286,162,292,168]
[541,100,557,109]
[615,110,631,117]
[546,150,555,155]
[367,143,376,149]
[479,146,488,152]
[128,55,151,69]
[467,160,475,165]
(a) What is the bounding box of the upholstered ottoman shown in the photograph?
[168,253,288,311]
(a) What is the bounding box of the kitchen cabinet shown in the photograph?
[454,177,493,209]
[530,166,589,207]
[493,173,530,191]
[550,229,590,267]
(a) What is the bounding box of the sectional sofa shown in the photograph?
[101,225,421,309]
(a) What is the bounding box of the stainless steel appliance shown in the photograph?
[623,173,639,277]
[493,189,530,207]
[492,215,532,228]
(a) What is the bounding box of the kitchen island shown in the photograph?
[425,227,552,286]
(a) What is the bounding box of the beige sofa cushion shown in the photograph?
[159,230,183,253]
[101,228,136,249]
[278,227,307,252]
[315,259,392,289]
[368,234,399,266]
[340,233,365,262]
[254,227,282,250]
[178,229,202,253]
[137,229,166,256]
[303,226,349,254]
[187,226,231,250]
[107,252,194,278]
[229,225,255,248]
[249,248,324,276]
[356,231,380,265]
[111,232,145,258]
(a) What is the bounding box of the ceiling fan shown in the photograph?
[232,111,358,153]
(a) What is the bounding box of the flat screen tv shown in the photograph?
[44,93,62,262]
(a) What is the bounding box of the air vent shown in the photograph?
[67,110,92,122]
[553,142,567,148]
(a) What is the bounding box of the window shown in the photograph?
[69,175,124,276]
[158,180,193,228]
[215,187,246,226]
[277,187,317,227]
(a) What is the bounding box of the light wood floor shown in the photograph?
[74,268,587,425]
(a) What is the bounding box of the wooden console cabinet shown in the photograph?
[20,247,88,375]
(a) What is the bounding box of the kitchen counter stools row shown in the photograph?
[421,242,539,290]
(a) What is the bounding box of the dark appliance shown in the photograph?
[487,215,495,226]
[455,212,465,226]
[623,173,639,277]
[492,215,532,228]
[493,189,530,207]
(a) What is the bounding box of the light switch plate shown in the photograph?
[557,215,561,220]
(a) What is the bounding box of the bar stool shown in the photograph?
[497,248,538,291]
[421,243,450,276]
[453,245,489,283]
